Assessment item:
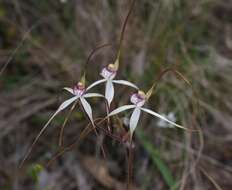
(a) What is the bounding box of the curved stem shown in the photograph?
[146,68,191,100]
[115,0,136,69]
[82,43,111,83]
[47,117,122,166]
[59,100,79,146]
[47,124,94,167]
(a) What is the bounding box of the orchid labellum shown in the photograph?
[108,90,184,136]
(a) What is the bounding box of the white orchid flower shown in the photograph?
[86,64,138,107]
[20,81,104,166]
[34,81,104,143]
[108,90,184,135]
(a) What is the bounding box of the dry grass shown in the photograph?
[0,0,232,189]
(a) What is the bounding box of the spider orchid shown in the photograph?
[20,80,104,167]
[108,90,185,136]
[85,0,137,107]
[34,81,104,143]
[86,63,138,107]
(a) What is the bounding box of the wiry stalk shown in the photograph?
[146,68,191,100]
[47,117,123,167]
[79,101,107,159]
[126,138,133,190]
[47,122,95,167]
[82,43,111,84]
[114,0,136,69]
[59,100,79,146]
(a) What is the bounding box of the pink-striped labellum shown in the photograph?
[108,90,185,135]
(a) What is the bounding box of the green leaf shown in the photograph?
[136,129,177,189]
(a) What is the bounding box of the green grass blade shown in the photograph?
[136,129,177,189]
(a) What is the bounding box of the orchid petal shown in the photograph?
[113,80,138,89]
[80,97,94,125]
[129,107,141,134]
[86,79,106,91]
[63,87,75,95]
[141,108,184,129]
[45,96,79,127]
[26,96,79,153]
[105,79,114,106]
[83,93,104,98]
[108,105,136,117]
[20,96,79,167]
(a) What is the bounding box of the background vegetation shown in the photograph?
[0,0,232,189]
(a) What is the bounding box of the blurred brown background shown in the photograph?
[0,0,232,189]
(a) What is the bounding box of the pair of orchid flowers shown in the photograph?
[40,62,184,140]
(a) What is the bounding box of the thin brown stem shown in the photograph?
[59,100,79,146]
[82,43,111,80]
[116,0,136,60]
[47,124,94,167]
[79,102,107,158]
[47,117,122,166]
[126,137,133,190]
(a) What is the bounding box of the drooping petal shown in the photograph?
[129,107,141,134]
[113,80,138,89]
[108,105,136,117]
[20,95,79,166]
[86,79,106,91]
[141,108,184,129]
[63,87,75,95]
[80,97,94,125]
[105,79,114,106]
[83,93,104,98]
[43,96,79,129]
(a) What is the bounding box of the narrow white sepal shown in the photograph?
[113,80,138,89]
[34,95,79,142]
[108,105,136,117]
[80,97,94,126]
[129,107,141,134]
[58,96,79,111]
[83,93,104,98]
[141,108,184,129]
[86,79,106,91]
[105,79,114,106]
[63,87,75,95]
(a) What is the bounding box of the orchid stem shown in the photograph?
[82,43,111,82]
[115,0,136,69]
[146,68,190,100]
[59,100,79,146]
[126,136,133,190]
[79,102,107,158]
